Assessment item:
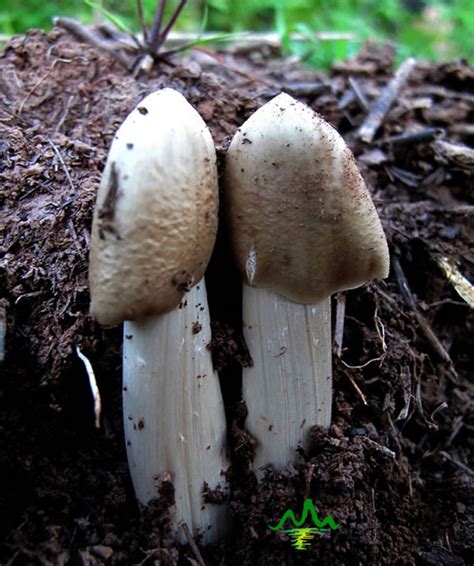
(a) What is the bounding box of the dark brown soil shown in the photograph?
[1,28,473,566]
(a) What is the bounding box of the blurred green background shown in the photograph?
[0,0,472,67]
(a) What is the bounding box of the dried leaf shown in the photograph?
[436,256,474,308]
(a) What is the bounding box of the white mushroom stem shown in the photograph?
[123,281,228,544]
[225,93,389,475]
[243,287,331,476]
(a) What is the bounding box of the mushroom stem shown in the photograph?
[123,280,228,544]
[242,287,331,476]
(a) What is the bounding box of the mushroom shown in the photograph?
[89,88,228,543]
[225,92,389,474]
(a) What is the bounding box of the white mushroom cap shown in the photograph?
[225,92,389,303]
[89,88,218,326]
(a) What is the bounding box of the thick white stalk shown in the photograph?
[123,281,228,544]
[242,286,332,476]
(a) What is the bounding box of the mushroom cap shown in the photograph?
[225,92,389,303]
[89,88,218,326]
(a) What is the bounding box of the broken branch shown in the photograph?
[357,57,417,143]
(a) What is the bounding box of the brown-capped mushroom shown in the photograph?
[89,88,228,543]
[225,92,389,474]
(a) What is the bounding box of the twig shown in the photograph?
[433,139,474,170]
[68,219,83,254]
[430,402,448,421]
[386,165,424,188]
[341,370,368,405]
[444,417,464,448]
[76,346,102,429]
[47,137,76,194]
[54,94,75,133]
[384,201,474,216]
[334,293,346,358]
[190,48,276,87]
[412,85,474,103]
[392,256,417,311]
[424,299,469,310]
[380,127,443,146]
[17,57,82,115]
[440,451,474,476]
[373,307,387,353]
[363,437,396,459]
[181,522,206,566]
[54,17,132,69]
[14,291,43,305]
[392,256,457,376]
[357,57,417,143]
[348,76,370,112]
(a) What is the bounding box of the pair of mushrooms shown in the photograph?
[88,88,389,543]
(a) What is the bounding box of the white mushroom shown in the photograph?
[89,88,228,543]
[225,92,389,475]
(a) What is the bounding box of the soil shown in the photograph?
[1,28,473,566]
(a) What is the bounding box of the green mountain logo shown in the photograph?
[268,499,339,551]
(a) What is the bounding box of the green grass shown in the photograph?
[0,0,472,67]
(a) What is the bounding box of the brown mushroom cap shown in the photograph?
[225,92,389,303]
[89,89,218,326]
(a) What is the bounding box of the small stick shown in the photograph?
[342,370,368,405]
[413,85,474,103]
[440,451,474,477]
[348,76,369,112]
[381,127,443,146]
[54,94,75,134]
[76,346,102,429]
[392,256,417,311]
[373,307,387,353]
[181,522,206,566]
[47,137,76,194]
[392,256,457,373]
[334,293,346,358]
[17,63,58,115]
[444,417,464,448]
[189,47,276,87]
[433,139,474,170]
[357,57,417,143]
[363,437,396,459]
[68,219,83,255]
[53,17,132,69]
